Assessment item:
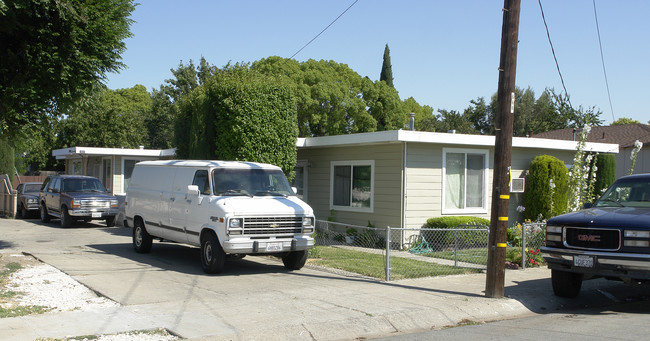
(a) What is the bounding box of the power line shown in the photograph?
[537,0,573,108]
[592,0,616,122]
[289,0,359,59]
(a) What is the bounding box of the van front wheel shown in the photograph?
[201,232,225,274]
[282,250,308,270]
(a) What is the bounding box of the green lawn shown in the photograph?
[421,248,489,265]
[308,246,482,280]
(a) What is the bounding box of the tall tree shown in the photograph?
[379,44,394,88]
[0,0,135,136]
[60,85,151,148]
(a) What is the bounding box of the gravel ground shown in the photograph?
[1,253,178,341]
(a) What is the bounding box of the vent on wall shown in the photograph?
[510,178,525,193]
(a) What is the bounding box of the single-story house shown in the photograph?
[53,130,618,233]
[533,124,649,178]
[294,130,618,231]
[52,146,176,196]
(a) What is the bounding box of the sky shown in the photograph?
[106,0,650,126]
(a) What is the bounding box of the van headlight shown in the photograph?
[229,218,242,228]
[302,217,314,233]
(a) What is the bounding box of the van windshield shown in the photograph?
[212,168,294,197]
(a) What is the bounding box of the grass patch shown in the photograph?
[35,328,176,341]
[1,262,22,280]
[421,247,488,265]
[308,246,482,280]
[0,305,51,318]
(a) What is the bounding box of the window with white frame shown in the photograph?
[330,161,374,212]
[442,149,488,214]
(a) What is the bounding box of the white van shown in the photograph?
[124,160,315,274]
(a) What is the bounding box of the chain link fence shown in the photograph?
[309,220,546,281]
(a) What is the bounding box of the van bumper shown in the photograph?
[223,236,314,254]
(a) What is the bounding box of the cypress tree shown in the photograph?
[380,44,394,88]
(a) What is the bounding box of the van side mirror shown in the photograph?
[291,187,298,195]
[187,185,200,196]
[583,202,594,209]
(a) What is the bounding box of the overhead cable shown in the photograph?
[289,0,359,59]
[592,0,616,122]
[538,0,573,109]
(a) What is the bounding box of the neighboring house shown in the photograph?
[294,130,618,234]
[533,124,650,178]
[52,146,176,196]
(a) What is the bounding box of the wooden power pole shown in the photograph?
[485,0,521,298]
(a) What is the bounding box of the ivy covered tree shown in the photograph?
[177,65,298,176]
[0,0,135,136]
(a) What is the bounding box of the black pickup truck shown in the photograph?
[542,173,650,297]
[39,175,119,227]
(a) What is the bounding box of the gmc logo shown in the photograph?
[577,234,601,242]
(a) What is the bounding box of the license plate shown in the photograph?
[573,255,594,267]
[91,212,102,218]
[266,242,283,252]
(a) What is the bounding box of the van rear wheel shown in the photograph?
[133,220,153,253]
[201,232,225,274]
[282,250,308,270]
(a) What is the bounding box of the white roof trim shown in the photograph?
[52,146,177,159]
[296,130,619,154]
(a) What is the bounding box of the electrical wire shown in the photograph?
[289,0,359,59]
[592,0,616,122]
[537,0,573,108]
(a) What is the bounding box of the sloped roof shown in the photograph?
[532,124,650,148]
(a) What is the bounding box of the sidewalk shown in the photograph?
[1,218,648,340]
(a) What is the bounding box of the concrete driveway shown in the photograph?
[1,218,648,340]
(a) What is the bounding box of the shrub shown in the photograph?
[523,155,568,220]
[424,216,490,247]
[592,153,616,201]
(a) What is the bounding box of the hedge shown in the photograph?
[424,216,490,246]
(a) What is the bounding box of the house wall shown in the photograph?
[297,143,403,229]
[616,147,649,179]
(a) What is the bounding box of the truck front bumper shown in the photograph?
[542,246,650,281]
[223,236,314,254]
[69,208,119,218]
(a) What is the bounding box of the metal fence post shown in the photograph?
[521,224,527,270]
[385,226,391,281]
[454,229,458,267]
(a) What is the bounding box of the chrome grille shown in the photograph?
[79,200,111,209]
[243,217,303,235]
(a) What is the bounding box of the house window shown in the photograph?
[442,149,488,214]
[330,161,374,212]
[292,160,308,200]
[102,158,112,191]
[71,160,83,175]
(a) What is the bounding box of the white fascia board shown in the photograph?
[296,130,619,154]
[52,146,177,159]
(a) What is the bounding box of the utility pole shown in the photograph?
[485,0,521,298]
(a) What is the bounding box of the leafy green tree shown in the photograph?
[0,135,15,177]
[435,109,477,134]
[464,97,494,135]
[611,117,641,125]
[0,0,135,136]
[402,97,435,131]
[362,78,405,131]
[591,153,616,201]
[380,44,394,88]
[60,85,151,148]
[549,89,603,129]
[178,65,298,175]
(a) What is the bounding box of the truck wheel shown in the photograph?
[20,204,28,219]
[282,250,308,270]
[60,207,73,227]
[40,203,51,223]
[551,269,583,298]
[200,232,225,274]
[105,216,116,227]
[133,219,153,253]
